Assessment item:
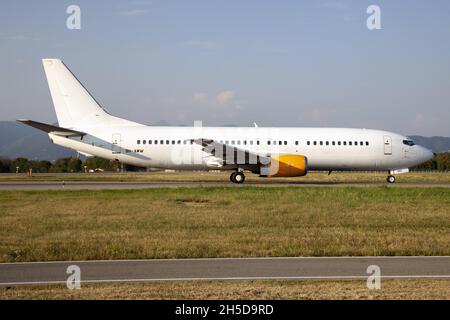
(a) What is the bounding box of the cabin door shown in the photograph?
[383,135,392,155]
[112,133,121,154]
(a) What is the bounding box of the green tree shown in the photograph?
[413,159,436,171]
[0,158,12,173]
[67,157,82,172]
[10,157,29,173]
[412,152,450,171]
[83,157,117,171]
[37,160,52,173]
[435,152,450,171]
[50,157,71,173]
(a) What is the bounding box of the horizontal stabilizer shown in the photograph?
[17,119,86,137]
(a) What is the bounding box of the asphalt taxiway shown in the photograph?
[0,256,449,286]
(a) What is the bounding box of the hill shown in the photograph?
[0,121,75,161]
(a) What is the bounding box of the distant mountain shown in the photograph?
[408,135,450,153]
[0,121,449,161]
[0,121,75,161]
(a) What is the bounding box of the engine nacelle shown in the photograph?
[260,155,308,177]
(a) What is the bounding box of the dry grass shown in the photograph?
[1,279,449,300]
[0,187,449,262]
[0,171,449,183]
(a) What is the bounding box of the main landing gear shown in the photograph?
[387,175,396,183]
[230,171,245,184]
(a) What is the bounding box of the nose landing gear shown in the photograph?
[387,175,396,183]
[230,171,245,184]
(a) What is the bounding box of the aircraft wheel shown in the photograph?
[230,172,237,182]
[387,175,396,183]
[233,172,245,184]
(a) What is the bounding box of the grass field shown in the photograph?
[0,186,449,262]
[1,279,449,300]
[0,171,449,183]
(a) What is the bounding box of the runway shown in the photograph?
[0,181,449,190]
[0,257,449,286]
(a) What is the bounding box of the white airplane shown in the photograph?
[19,59,433,183]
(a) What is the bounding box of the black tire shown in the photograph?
[387,175,396,183]
[230,172,237,182]
[234,172,245,184]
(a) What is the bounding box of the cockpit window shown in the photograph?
[403,139,415,146]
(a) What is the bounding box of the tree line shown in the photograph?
[0,157,144,173]
[412,152,450,171]
[0,152,449,173]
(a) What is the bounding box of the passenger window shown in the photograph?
[343,141,347,146]
[307,141,310,145]
[244,140,247,145]
[160,140,163,144]
[149,140,152,144]
[177,140,181,144]
[313,141,317,146]
[143,140,146,145]
[267,141,271,145]
[257,140,260,145]
[338,141,341,146]
[332,141,335,146]
[295,141,299,145]
[137,140,140,144]
[326,141,329,146]
[320,141,323,146]
[349,141,352,146]
[284,141,287,145]
[360,141,363,146]
[237,140,241,145]
[354,141,358,146]
[250,141,253,145]
[172,140,175,144]
[366,141,369,146]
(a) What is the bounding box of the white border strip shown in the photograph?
[1,275,450,286]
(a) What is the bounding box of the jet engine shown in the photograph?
[260,155,308,177]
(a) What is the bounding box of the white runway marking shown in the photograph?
[2,275,450,287]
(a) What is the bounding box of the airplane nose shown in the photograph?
[421,147,434,162]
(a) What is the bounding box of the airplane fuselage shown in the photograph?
[49,126,433,172]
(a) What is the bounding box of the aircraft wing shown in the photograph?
[193,138,269,169]
[17,119,86,137]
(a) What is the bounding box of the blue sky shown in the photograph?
[1,0,449,136]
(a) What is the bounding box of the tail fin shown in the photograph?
[42,59,108,128]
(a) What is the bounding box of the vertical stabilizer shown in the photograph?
[42,59,108,128]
